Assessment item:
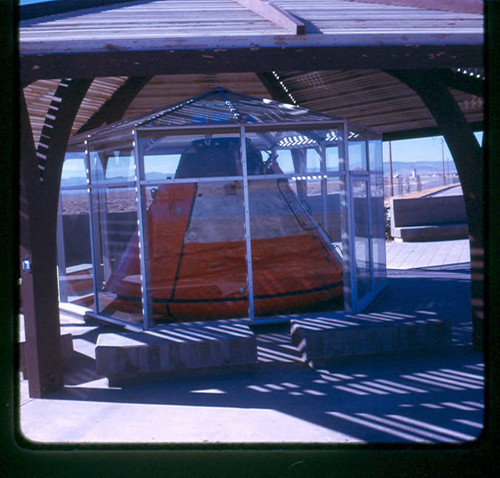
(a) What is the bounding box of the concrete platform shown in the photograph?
[95,319,258,385]
[390,195,468,241]
[16,252,485,450]
[291,311,451,367]
[394,223,469,242]
[385,239,470,269]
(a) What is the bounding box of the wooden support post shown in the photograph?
[20,95,64,397]
[388,69,484,350]
[20,78,92,397]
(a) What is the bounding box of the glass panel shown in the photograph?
[348,132,367,171]
[371,173,387,289]
[326,145,340,172]
[368,136,383,172]
[139,133,244,180]
[88,146,136,185]
[58,188,93,308]
[249,176,344,318]
[143,180,248,324]
[244,129,343,177]
[91,185,142,324]
[61,152,87,188]
[105,151,136,183]
[352,179,372,301]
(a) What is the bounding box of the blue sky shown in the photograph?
[383,132,483,163]
[20,0,75,4]
[61,132,484,179]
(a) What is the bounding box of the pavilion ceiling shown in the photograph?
[23,69,483,148]
[19,0,484,145]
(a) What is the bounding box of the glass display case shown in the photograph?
[59,88,386,328]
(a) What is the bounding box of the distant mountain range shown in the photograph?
[383,160,457,177]
[61,172,174,188]
[62,162,457,187]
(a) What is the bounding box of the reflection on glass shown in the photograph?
[352,180,371,300]
[91,186,142,324]
[88,149,136,184]
[245,130,343,177]
[369,137,383,172]
[144,154,181,180]
[143,180,249,323]
[326,145,340,171]
[249,176,343,317]
[371,174,387,287]
[61,152,87,187]
[105,151,135,182]
[58,189,93,307]
[348,133,367,171]
[140,133,244,180]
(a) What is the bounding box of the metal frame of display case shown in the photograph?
[59,116,386,329]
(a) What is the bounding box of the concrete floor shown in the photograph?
[385,238,470,270]
[18,239,483,445]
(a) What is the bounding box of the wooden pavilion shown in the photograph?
[17,0,486,398]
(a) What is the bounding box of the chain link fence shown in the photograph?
[384,173,460,198]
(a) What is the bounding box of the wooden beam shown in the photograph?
[389,69,484,351]
[20,78,92,397]
[20,31,483,57]
[234,0,305,34]
[78,76,152,133]
[20,43,483,83]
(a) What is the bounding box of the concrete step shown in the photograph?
[95,319,258,385]
[392,223,468,242]
[291,311,451,368]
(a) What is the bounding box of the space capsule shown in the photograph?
[103,137,343,322]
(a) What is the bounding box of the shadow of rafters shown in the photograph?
[46,353,484,444]
[25,258,483,444]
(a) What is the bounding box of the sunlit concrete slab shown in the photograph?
[385,239,471,269]
[18,352,484,445]
[95,320,258,385]
[17,240,482,446]
[19,397,360,444]
[290,311,451,367]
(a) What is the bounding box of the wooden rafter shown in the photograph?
[234,0,305,34]
[256,72,295,104]
[438,69,484,98]
[389,69,484,351]
[20,78,92,397]
[78,76,152,133]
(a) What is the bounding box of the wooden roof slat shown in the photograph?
[20,0,482,47]
[20,1,483,138]
[343,0,484,15]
